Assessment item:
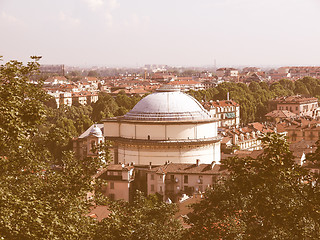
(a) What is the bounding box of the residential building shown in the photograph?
[220,123,274,152]
[99,164,135,202]
[282,119,320,143]
[269,95,319,118]
[203,100,240,127]
[59,92,72,107]
[43,76,69,86]
[216,68,239,78]
[145,162,227,202]
[265,110,297,123]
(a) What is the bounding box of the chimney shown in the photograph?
[196,159,200,166]
[227,92,230,101]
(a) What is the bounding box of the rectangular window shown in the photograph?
[170,175,175,182]
[160,186,163,192]
[151,184,154,192]
[184,175,188,184]
[109,194,115,200]
[110,182,114,189]
[151,174,154,180]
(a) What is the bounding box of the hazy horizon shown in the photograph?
[1,0,320,67]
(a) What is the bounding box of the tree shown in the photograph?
[0,58,104,239]
[186,133,320,239]
[294,81,310,95]
[87,70,99,78]
[91,92,118,122]
[249,82,261,92]
[306,138,320,169]
[279,79,295,92]
[94,191,184,240]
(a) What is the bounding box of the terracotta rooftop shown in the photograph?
[203,100,239,108]
[272,95,318,104]
[148,163,227,175]
[265,110,298,118]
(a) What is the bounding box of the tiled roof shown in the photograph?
[203,100,239,108]
[272,95,318,104]
[106,164,134,171]
[148,163,227,175]
[167,80,201,85]
[265,110,297,118]
[87,206,110,222]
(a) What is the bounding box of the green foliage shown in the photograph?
[43,104,93,161]
[91,91,142,122]
[294,81,310,95]
[94,191,184,240]
[0,58,47,153]
[87,70,99,77]
[306,138,320,167]
[115,91,141,112]
[0,58,104,239]
[91,92,118,122]
[186,133,320,239]
[44,94,58,109]
[188,77,320,124]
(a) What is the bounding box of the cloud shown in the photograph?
[124,14,150,28]
[107,0,119,11]
[84,0,105,11]
[60,11,80,26]
[1,11,21,25]
[104,0,119,27]
[105,12,113,27]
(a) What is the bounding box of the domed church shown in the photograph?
[103,86,221,166]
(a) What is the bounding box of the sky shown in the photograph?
[1,0,320,67]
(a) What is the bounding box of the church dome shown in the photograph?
[90,125,103,137]
[123,87,212,121]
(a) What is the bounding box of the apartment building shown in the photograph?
[99,164,135,202]
[145,162,227,203]
[203,100,240,127]
[269,95,319,118]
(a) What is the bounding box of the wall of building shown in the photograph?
[147,171,219,202]
[104,121,218,140]
[116,143,219,165]
[102,181,130,201]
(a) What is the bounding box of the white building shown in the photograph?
[103,87,221,166]
[146,162,227,202]
[73,124,104,160]
[203,100,240,127]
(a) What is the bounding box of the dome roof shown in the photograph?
[90,125,103,137]
[123,89,212,121]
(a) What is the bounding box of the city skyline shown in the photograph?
[1,0,320,67]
